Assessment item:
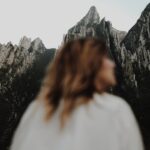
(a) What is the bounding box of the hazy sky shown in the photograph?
[0,0,149,48]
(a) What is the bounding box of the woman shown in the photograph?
[10,38,144,150]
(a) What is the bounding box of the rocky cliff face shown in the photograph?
[120,4,150,147]
[121,3,150,89]
[0,36,56,150]
[64,4,150,149]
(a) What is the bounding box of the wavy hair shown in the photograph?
[36,37,108,126]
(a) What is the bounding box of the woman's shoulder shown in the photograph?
[19,99,44,125]
[93,92,132,114]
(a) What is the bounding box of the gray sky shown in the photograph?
[0,0,149,48]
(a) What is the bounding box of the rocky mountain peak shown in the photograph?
[122,2,150,53]
[65,6,101,42]
[80,6,100,25]
[31,37,45,52]
[19,36,32,50]
[141,3,150,18]
[18,36,46,53]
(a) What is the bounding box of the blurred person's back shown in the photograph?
[10,38,144,150]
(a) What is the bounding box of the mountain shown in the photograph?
[78,6,100,25]
[64,6,126,69]
[120,3,150,93]
[64,4,150,149]
[120,3,150,147]
[0,36,56,150]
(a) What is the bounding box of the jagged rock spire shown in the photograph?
[31,37,45,52]
[19,36,32,50]
[80,6,100,25]
[122,2,150,53]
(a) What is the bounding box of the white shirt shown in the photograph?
[10,92,144,150]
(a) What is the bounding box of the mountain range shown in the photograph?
[0,36,56,149]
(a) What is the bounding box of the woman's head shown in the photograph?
[37,37,116,125]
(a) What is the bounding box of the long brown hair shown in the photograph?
[36,37,108,126]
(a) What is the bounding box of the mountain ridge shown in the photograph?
[0,35,56,150]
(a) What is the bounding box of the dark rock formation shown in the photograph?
[121,3,150,148]
[0,36,56,150]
